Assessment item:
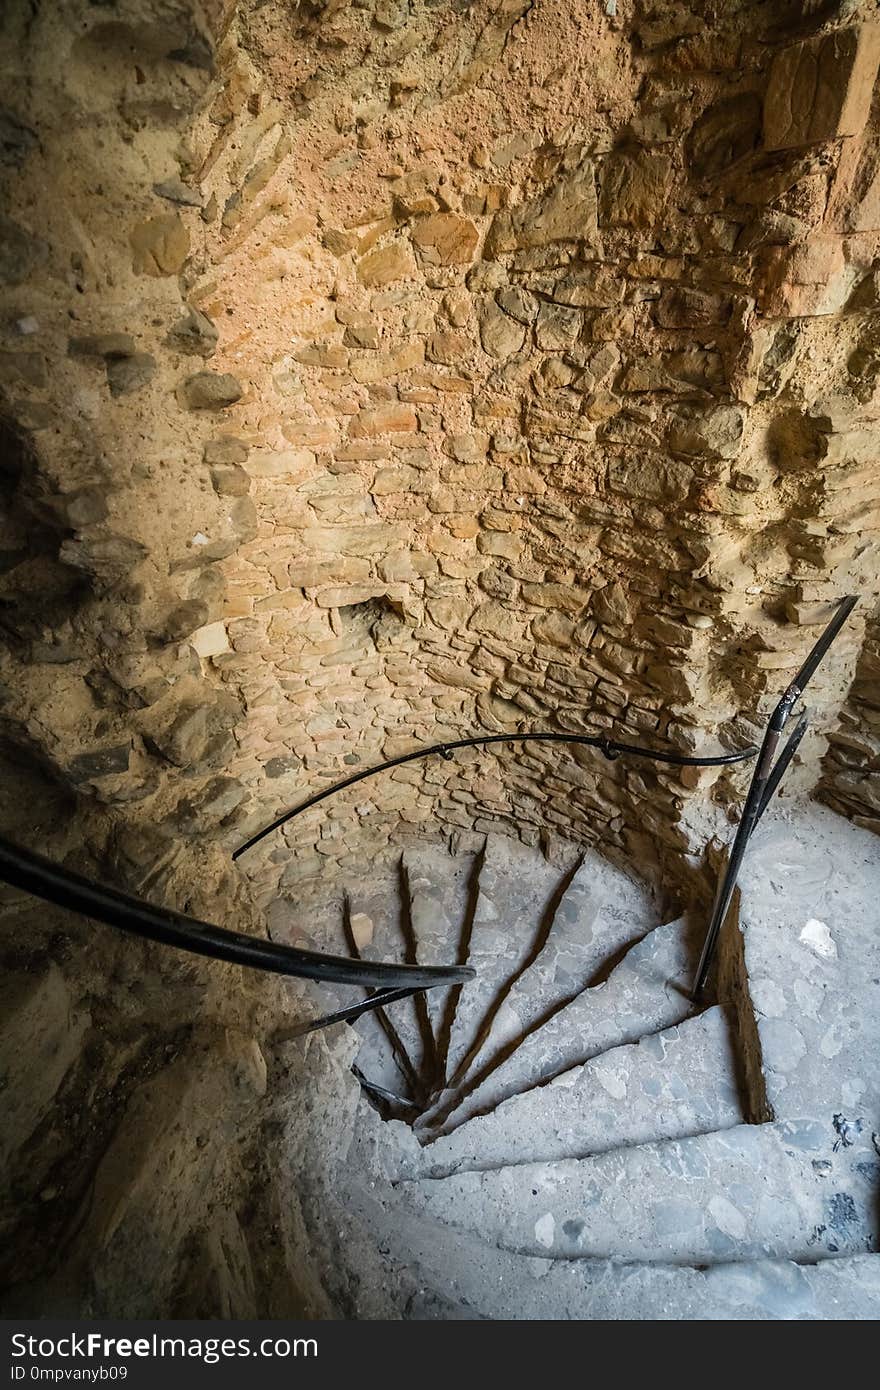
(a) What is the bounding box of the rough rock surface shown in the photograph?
[2,0,880,1323]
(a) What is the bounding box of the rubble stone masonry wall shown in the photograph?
[1,0,879,917]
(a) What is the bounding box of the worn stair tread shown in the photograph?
[417,835,563,1124]
[267,893,415,1106]
[347,1177,880,1319]
[346,874,431,1093]
[399,1118,880,1266]
[402,845,479,1085]
[394,1006,742,1179]
[427,849,658,1131]
[279,1020,880,1321]
[730,807,880,1127]
[431,913,696,1133]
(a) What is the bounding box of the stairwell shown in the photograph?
[254,804,880,1319]
[2,0,880,1325]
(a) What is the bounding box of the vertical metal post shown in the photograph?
[691,596,858,998]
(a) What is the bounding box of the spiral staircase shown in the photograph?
[2,600,879,1319]
[268,803,880,1320]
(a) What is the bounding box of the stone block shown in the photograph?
[294,343,349,369]
[191,621,231,658]
[288,557,372,586]
[535,302,582,350]
[348,403,418,437]
[204,438,250,466]
[758,236,859,317]
[178,372,243,410]
[497,286,539,324]
[351,341,424,382]
[144,684,243,771]
[210,463,250,497]
[313,585,387,607]
[764,25,880,151]
[130,213,190,276]
[411,213,479,264]
[599,149,672,228]
[68,333,137,359]
[372,465,431,494]
[246,448,315,478]
[356,241,417,286]
[106,352,156,396]
[655,287,731,328]
[0,214,47,286]
[427,331,471,366]
[608,452,692,501]
[67,743,132,782]
[484,160,598,256]
[667,405,744,461]
[0,966,89,1170]
[479,300,526,359]
[521,582,590,613]
[299,524,399,557]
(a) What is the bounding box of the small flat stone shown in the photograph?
[130,213,190,276]
[178,371,242,410]
[106,352,156,396]
[153,177,202,207]
[67,743,132,782]
[166,307,218,356]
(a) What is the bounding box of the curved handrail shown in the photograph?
[233,730,759,860]
[0,835,473,991]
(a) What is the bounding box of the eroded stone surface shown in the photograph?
[730,807,880,1127]
[398,1006,742,1179]
[400,1119,880,1265]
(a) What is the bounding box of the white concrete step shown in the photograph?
[348,1177,880,1319]
[398,1118,880,1265]
[724,807,880,1130]
[275,1026,880,1321]
[267,889,417,1108]
[424,849,657,1130]
[430,913,697,1133]
[402,845,479,1088]
[393,1006,742,1179]
[415,835,562,1127]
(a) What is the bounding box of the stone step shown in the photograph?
[345,872,433,1099]
[424,848,656,1130]
[398,1118,880,1266]
[415,834,562,1126]
[429,913,697,1133]
[267,891,417,1109]
[347,1177,880,1319]
[402,845,479,1089]
[721,807,880,1134]
[393,1006,743,1179]
[278,1031,880,1321]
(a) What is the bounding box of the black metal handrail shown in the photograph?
[233,731,759,861]
[692,595,859,996]
[0,835,473,992]
[0,599,856,1038]
[230,728,758,1034]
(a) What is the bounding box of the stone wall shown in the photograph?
[820,603,880,830]
[3,0,880,1322]
[2,0,879,924]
